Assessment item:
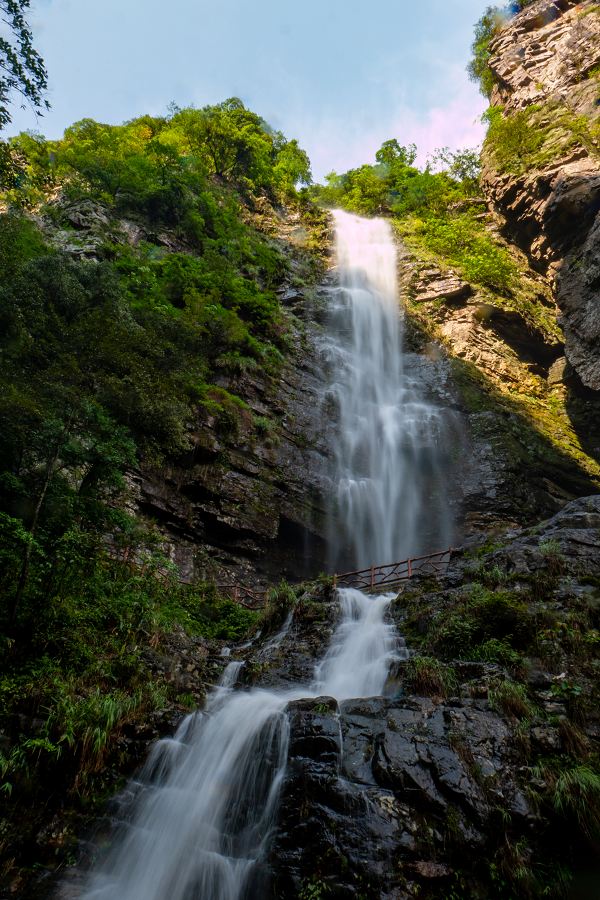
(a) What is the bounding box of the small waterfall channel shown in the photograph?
[77,210,447,900]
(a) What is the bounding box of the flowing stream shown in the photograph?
[78,210,447,900]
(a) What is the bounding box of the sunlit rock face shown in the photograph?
[481,0,600,389]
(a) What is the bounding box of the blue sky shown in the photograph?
[10,0,490,180]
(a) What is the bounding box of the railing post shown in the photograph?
[408,558,412,578]
[333,573,337,590]
[370,565,374,589]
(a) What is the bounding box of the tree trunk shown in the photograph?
[9,423,70,628]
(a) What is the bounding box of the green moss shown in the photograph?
[446,355,600,491]
[404,210,516,294]
[399,213,561,340]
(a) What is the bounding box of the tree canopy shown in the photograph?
[0,0,48,129]
[0,100,314,636]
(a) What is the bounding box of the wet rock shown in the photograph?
[410,861,451,880]
[531,724,561,752]
[490,494,600,576]
[287,697,341,760]
[270,694,527,895]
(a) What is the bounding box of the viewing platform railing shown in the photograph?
[332,548,453,594]
[215,583,270,609]
[217,548,454,608]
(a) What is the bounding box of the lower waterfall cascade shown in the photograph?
[79,590,405,900]
[77,210,450,900]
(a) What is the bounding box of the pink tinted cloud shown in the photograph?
[395,88,487,166]
[306,80,486,180]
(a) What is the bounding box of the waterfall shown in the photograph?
[323,208,451,569]
[79,589,401,900]
[76,209,446,900]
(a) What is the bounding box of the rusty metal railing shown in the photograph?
[217,548,453,608]
[332,548,453,593]
[216,583,270,609]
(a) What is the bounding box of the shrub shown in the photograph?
[431,584,533,661]
[489,679,535,719]
[468,4,537,98]
[472,638,522,667]
[416,211,515,293]
[483,104,545,174]
[468,7,506,98]
[260,580,299,634]
[403,655,457,698]
[553,766,600,840]
[539,538,566,576]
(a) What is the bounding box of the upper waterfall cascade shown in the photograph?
[324,209,452,570]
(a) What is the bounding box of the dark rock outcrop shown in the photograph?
[271,695,530,898]
[265,495,600,898]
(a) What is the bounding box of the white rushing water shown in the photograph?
[80,589,403,900]
[323,209,451,569]
[78,210,444,900]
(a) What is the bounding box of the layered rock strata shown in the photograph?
[481,0,600,388]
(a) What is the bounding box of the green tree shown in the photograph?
[273,137,312,196]
[431,147,481,195]
[375,139,417,167]
[467,6,505,98]
[0,0,48,129]
[468,3,537,97]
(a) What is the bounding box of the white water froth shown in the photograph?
[324,208,451,568]
[80,589,402,900]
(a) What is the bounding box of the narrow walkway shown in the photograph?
[333,548,453,593]
[218,548,453,608]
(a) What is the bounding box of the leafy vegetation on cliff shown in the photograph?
[311,140,520,296]
[310,138,565,339]
[395,515,600,897]
[0,99,317,883]
[467,2,538,98]
[1,98,312,624]
[483,100,600,177]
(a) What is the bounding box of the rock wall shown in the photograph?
[396,237,600,541]
[129,273,333,588]
[481,0,600,388]
[265,496,600,898]
[42,197,336,587]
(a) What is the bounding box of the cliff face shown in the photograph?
[395,230,600,542]
[481,0,600,388]
[50,192,600,586]
[130,238,332,588]
[267,497,600,899]
[41,197,334,587]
